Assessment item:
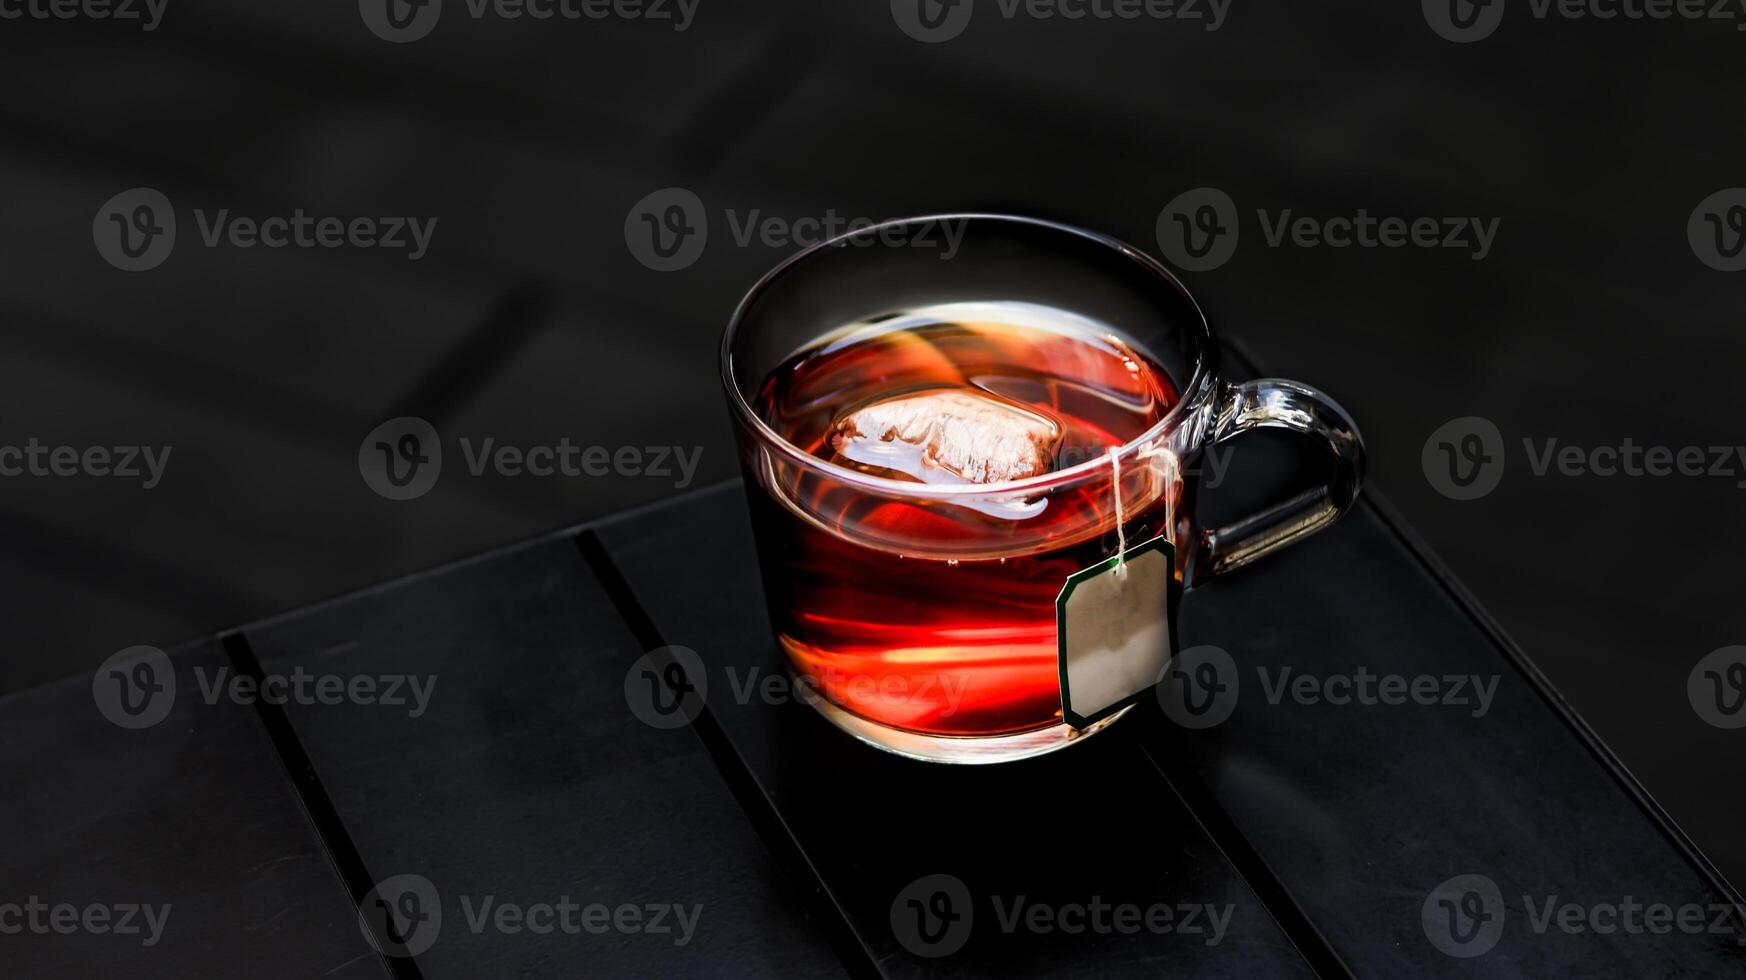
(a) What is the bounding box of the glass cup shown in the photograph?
[721,215,1363,763]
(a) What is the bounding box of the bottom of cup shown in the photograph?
[801,690,1131,764]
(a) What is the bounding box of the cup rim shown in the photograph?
[719,212,1218,498]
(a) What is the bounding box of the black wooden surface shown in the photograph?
[1160,510,1746,976]
[0,640,384,979]
[6,462,1743,976]
[238,536,843,979]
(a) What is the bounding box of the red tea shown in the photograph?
[750,301,1181,737]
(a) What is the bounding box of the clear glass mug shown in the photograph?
[721,215,1363,763]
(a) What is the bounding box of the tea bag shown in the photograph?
[830,388,1062,484]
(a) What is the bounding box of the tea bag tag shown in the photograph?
[1055,449,1177,730]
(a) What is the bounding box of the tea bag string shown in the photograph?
[1108,446,1128,581]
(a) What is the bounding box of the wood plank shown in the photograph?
[239,535,845,979]
[0,640,385,979]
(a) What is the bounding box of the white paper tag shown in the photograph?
[1055,536,1177,730]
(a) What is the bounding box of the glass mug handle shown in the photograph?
[1197,378,1366,579]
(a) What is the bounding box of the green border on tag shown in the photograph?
[1055,535,1179,731]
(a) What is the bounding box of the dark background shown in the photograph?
[1,0,1742,890]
